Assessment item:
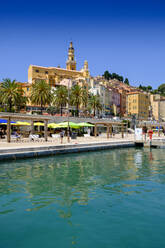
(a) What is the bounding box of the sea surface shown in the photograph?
[0,148,165,248]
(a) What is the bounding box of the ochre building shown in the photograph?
[127,92,150,119]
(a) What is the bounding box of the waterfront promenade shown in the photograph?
[0,133,133,148]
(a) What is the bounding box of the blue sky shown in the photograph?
[0,0,165,88]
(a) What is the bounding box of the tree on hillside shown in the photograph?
[139,84,153,92]
[30,80,52,115]
[139,84,145,90]
[0,78,27,112]
[111,73,123,82]
[124,78,129,85]
[151,89,158,94]
[103,71,124,82]
[52,86,68,116]
[147,85,152,91]
[158,84,165,95]
[103,70,111,80]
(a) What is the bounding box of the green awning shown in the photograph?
[58,122,80,129]
[77,122,94,127]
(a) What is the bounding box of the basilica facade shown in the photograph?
[28,42,90,88]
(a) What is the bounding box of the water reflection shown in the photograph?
[0,148,165,216]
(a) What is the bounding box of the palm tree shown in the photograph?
[89,94,102,117]
[89,95,97,117]
[70,84,82,116]
[15,94,28,112]
[81,87,89,115]
[0,78,27,112]
[52,86,68,116]
[30,80,52,115]
[96,99,102,117]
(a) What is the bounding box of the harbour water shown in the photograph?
[0,148,165,248]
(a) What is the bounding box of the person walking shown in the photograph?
[60,130,64,144]
[143,125,148,141]
[148,128,153,146]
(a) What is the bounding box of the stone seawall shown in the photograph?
[0,141,135,161]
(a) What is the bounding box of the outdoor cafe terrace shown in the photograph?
[0,112,128,143]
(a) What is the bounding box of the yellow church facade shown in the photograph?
[28,42,90,88]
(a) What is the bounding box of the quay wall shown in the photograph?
[0,141,135,161]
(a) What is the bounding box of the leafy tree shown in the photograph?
[52,86,68,116]
[103,70,111,80]
[103,71,124,82]
[147,85,152,91]
[111,73,123,82]
[151,89,158,94]
[139,84,147,91]
[158,84,165,95]
[119,76,123,81]
[0,78,27,112]
[70,84,82,117]
[124,78,129,85]
[139,84,153,92]
[30,80,52,115]
[111,73,116,79]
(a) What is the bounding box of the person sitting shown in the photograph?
[11,131,21,141]
[0,128,3,139]
[29,132,40,141]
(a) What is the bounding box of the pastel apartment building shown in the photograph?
[127,92,150,119]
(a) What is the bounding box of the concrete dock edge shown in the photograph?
[0,141,135,161]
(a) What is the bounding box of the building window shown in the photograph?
[35,70,39,73]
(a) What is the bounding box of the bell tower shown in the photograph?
[83,60,90,77]
[66,42,76,70]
